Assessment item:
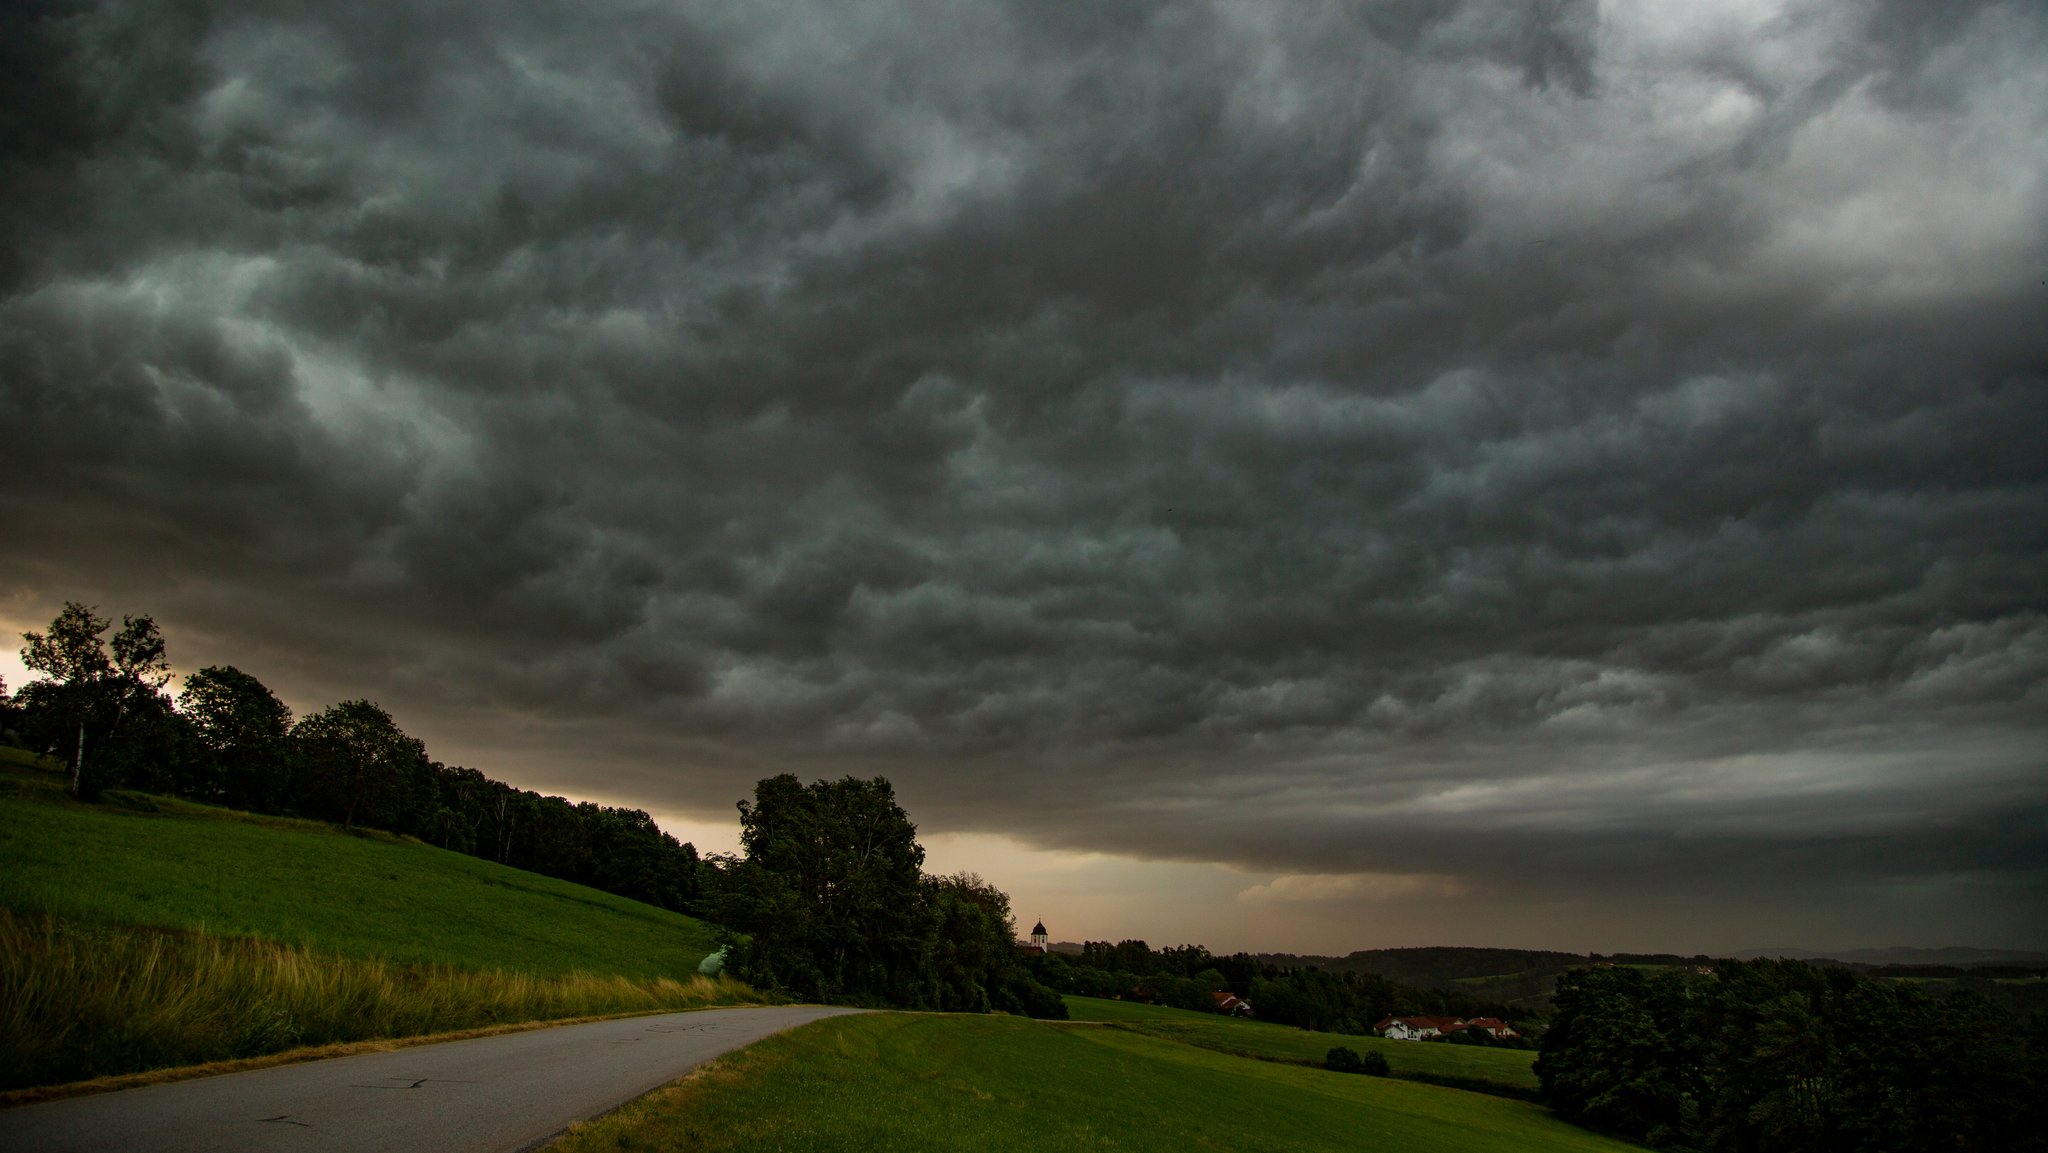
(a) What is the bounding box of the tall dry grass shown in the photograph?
[0,909,757,1090]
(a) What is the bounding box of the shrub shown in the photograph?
[993,967,1069,1020]
[1325,1046,1390,1076]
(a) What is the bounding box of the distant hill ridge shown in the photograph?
[1250,944,2046,977]
[1252,947,1589,983]
[1733,946,2048,966]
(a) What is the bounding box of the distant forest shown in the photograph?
[3,603,703,914]
[1028,939,1536,1053]
[1540,959,2048,1152]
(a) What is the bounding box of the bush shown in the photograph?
[993,967,1069,1020]
[1326,1046,1391,1076]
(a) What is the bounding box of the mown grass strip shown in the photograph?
[546,1012,1637,1153]
[1063,994,1541,1097]
[0,909,761,1091]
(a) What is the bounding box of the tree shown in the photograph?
[291,699,424,831]
[179,666,293,809]
[0,674,18,746]
[18,602,171,799]
[1537,965,1696,1147]
[924,871,1018,1012]
[717,774,930,1003]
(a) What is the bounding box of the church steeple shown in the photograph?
[1030,919,1048,950]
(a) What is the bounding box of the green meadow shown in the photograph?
[0,761,719,978]
[0,760,751,1089]
[548,1012,1635,1153]
[1064,994,1541,1097]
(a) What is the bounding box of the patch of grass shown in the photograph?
[0,747,67,774]
[1063,995,1540,1097]
[0,908,760,1090]
[0,766,720,978]
[546,1012,1638,1153]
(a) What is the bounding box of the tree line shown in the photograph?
[2,603,702,913]
[1537,958,2048,1152]
[4,602,1069,1019]
[1025,935,1531,1043]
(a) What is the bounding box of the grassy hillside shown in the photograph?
[548,1012,1636,1153]
[0,760,756,1089]
[0,762,719,978]
[1065,995,1540,1097]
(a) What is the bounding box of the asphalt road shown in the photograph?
[0,1005,860,1153]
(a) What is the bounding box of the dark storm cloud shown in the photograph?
[4,0,2045,933]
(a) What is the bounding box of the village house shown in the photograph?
[1211,990,1254,1018]
[1460,1017,1519,1039]
[1373,1014,1520,1041]
[1372,1014,1464,1040]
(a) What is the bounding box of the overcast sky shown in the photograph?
[4,0,2044,955]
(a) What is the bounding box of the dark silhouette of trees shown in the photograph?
[1537,966,1695,1146]
[292,699,425,832]
[179,666,293,810]
[706,774,1064,1016]
[17,603,171,800]
[714,774,931,1004]
[924,871,1023,1013]
[1538,958,2045,1152]
[5,605,708,920]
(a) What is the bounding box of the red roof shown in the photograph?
[1378,1015,1464,1032]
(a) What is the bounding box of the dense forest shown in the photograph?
[3,602,702,912]
[1538,959,2048,1152]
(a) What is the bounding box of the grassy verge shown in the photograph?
[1064,994,1541,1098]
[0,908,761,1091]
[0,764,720,977]
[546,1012,1637,1153]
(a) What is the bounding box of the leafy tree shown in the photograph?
[1537,966,1695,1147]
[179,666,293,809]
[18,602,171,799]
[291,699,425,831]
[716,774,929,1003]
[923,871,1018,1012]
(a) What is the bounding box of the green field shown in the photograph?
[548,1012,1633,1153]
[1063,995,1541,1097]
[0,759,752,1089]
[0,762,720,979]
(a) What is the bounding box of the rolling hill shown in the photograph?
[0,756,720,977]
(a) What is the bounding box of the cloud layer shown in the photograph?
[4,0,2044,946]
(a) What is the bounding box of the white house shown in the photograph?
[1373,1015,1464,1041]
